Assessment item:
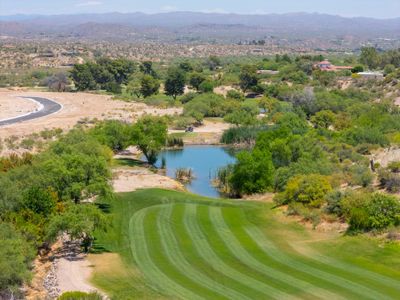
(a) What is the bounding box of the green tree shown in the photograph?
[0,223,35,297]
[126,76,143,98]
[131,116,167,165]
[22,187,56,216]
[198,80,214,93]
[90,120,132,152]
[239,65,259,92]
[165,67,186,99]
[230,149,275,195]
[70,64,96,91]
[46,204,107,252]
[360,47,381,69]
[140,61,157,77]
[189,72,206,91]
[205,55,221,71]
[140,75,160,98]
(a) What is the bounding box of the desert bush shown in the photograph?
[276,174,332,208]
[378,169,400,193]
[20,138,35,150]
[341,192,400,231]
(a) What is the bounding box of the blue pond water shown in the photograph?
[154,146,236,198]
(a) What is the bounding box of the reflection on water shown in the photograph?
[154,146,236,198]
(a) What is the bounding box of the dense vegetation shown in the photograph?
[0,116,167,298]
[1,47,400,297]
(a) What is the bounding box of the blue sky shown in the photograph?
[1,0,399,18]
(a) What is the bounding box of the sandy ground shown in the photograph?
[0,88,181,139]
[113,166,184,192]
[169,119,231,145]
[56,256,96,294]
[0,95,40,120]
[213,85,237,97]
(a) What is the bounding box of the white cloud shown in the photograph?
[161,5,178,12]
[76,1,102,7]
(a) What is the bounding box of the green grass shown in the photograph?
[94,189,400,299]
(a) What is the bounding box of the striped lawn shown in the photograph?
[103,189,400,299]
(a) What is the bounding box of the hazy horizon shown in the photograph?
[1,0,399,19]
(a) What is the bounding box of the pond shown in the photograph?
[154,146,236,198]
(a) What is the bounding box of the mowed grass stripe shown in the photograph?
[300,251,400,292]
[145,207,228,298]
[156,204,245,300]
[209,207,345,300]
[219,208,361,300]
[199,205,316,298]
[129,207,203,300]
[246,226,393,300]
[170,204,263,299]
[184,204,298,300]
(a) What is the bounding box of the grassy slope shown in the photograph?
[93,189,400,299]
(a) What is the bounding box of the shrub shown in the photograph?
[342,192,400,231]
[378,169,400,193]
[277,174,332,208]
[348,165,373,187]
[388,161,400,173]
[365,193,400,230]
[20,138,35,150]
[58,291,103,300]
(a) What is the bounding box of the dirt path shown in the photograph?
[56,256,96,295]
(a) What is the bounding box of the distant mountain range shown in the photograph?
[1,12,399,44]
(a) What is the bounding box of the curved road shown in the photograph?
[0,96,62,127]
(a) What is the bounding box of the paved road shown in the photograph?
[0,96,62,127]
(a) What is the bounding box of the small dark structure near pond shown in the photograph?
[185,126,194,132]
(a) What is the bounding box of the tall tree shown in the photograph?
[165,67,186,99]
[360,47,381,69]
[131,116,167,165]
[140,75,160,98]
[239,65,259,92]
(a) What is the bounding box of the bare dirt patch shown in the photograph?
[213,85,237,97]
[113,166,184,193]
[0,89,181,140]
[0,95,39,120]
[169,119,231,145]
